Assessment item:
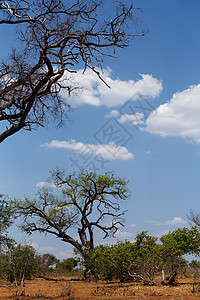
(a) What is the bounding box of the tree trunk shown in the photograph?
[82,250,98,281]
[166,271,177,286]
[20,272,25,287]
[161,269,165,284]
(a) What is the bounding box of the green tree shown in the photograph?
[0,243,38,286]
[56,257,78,274]
[0,194,15,247]
[0,0,146,143]
[86,241,135,282]
[87,232,160,284]
[15,170,130,277]
[36,253,59,276]
[83,228,200,285]
[127,231,160,285]
[160,227,200,285]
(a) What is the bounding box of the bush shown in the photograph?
[0,243,38,286]
[86,233,160,284]
[36,253,59,275]
[56,257,79,275]
[82,229,200,285]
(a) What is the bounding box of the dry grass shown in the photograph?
[0,277,200,299]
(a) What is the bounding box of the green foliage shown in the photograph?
[52,169,130,205]
[15,170,130,258]
[56,257,78,273]
[36,253,59,276]
[189,260,200,279]
[82,228,200,285]
[189,260,200,269]
[160,227,200,257]
[91,241,135,282]
[0,243,38,286]
[158,227,200,284]
[82,232,160,284]
[0,194,15,245]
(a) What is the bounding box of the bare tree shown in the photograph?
[16,170,130,254]
[188,210,200,228]
[0,0,146,143]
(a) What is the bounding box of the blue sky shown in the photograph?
[1,0,200,259]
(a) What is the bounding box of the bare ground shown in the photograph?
[0,277,200,299]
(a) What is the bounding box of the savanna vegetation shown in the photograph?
[1,182,200,298]
[1,182,200,288]
[1,226,200,287]
[1,1,200,299]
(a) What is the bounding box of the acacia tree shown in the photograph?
[159,227,200,285]
[0,0,146,143]
[16,170,130,254]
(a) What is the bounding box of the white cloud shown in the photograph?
[41,139,134,160]
[146,84,200,143]
[145,217,187,226]
[105,109,120,118]
[165,217,187,225]
[61,68,163,107]
[145,220,162,226]
[115,230,133,239]
[118,112,145,126]
[36,182,56,188]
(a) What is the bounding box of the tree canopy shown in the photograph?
[15,170,130,254]
[0,0,146,143]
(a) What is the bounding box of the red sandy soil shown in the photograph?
[0,277,200,299]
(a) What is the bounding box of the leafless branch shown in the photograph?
[0,0,147,142]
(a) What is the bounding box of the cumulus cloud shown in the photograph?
[165,217,187,225]
[145,217,187,226]
[146,84,200,143]
[41,139,134,160]
[36,182,56,188]
[118,112,145,126]
[61,68,163,107]
[105,109,120,118]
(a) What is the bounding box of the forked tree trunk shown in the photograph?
[166,271,177,285]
